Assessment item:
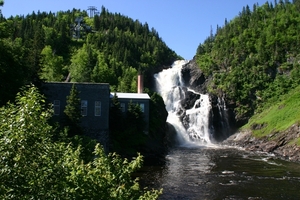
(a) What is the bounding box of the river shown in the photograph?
[150,60,300,199]
[140,146,300,199]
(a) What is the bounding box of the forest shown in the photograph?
[196,0,300,123]
[0,5,179,106]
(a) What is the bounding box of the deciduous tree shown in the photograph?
[0,85,162,199]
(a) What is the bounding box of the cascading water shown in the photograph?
[154,60,213,146]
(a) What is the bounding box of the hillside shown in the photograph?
[193,0,300,160]
[195,0,300,126]
[0,6,180,106]
[245,85,300,139]
[223,85,300,161]
[196,1,300,124]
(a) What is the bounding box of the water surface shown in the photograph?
[141,147,300,200]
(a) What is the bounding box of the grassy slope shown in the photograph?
[243,85,300,144]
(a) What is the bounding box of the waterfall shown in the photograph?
[154,60,213,146]
[215,97,231,140]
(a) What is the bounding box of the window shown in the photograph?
[120,103,126,112]
[81,100,88,116]
[140,103,145,113]
[53,100,60,115]
[95,101,101,116]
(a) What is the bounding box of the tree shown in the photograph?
[0,0,3,16]
[0,85,65,198]
[63,84,83,137]
[0,85,162,199]
[91,51,117,86]
[109,94,147,156]
[69,45,90,82]
[40,45,64,81]
[109,93,124,131]
[118,66,138,92]
[109,93,125,151]
[121,102,147,155]
[0,0,3,15]
[0,38,28,106]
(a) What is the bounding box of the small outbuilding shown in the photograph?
[110,92,150,132]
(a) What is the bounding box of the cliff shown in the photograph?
[181,59,237,141]
[182,59,300,162]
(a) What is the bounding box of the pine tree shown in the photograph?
[0,0,3,16]
[63,84,82,136]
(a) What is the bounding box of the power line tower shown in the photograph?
[70,16,93,39]
[87,6,97,18]
[73,16,84,39]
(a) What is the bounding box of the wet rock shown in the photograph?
[222,123,300,163]
[180,59,236,141]
[181,59,208,94]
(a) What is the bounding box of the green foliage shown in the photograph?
[243,85,300,137]
[40,45,65,81]
[149,92,167,134]
[91,51,117,86]
[0,85,65,198]
[0,6,179,106]
[79,6,180,90]
[0,37,29,106]
[118,66,138,92]
[196,1,300,121]
[0,85,161,199]
[69,43,97,82]
[63,84,83,136]
[109,94,147,156]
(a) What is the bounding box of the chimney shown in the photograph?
[137,73,143,93]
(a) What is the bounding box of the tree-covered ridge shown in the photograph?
[0,6,179,105]
[196,0,300,122]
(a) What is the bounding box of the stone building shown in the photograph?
[42,77,150,151]
[43,82,110,150]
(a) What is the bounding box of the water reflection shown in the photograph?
[140,147,300,200]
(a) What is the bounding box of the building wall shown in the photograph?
[42,82,110,150]
[117,98,150,132]
[111,92,150,133]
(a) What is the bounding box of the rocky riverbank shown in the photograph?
[222,123,300,162]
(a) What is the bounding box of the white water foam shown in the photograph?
[154,60,214,147]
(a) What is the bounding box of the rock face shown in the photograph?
[181,59,236,141]
[181,59,208,94]
[222,124,300,162]
[180,59,300,162]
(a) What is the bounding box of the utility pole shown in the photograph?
[87,6,97,18]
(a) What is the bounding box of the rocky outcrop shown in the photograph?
[182,59,255,129]
[180,59,300,162]
[181,59,209,94]
[222,123,300,162]
[181,59,236,141]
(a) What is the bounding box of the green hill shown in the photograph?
[0,6,180,106]
[196,0,300,128]
[244,85,300,140]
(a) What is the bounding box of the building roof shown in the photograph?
[110,92,150,100]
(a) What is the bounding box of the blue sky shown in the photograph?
[2,0,271,60]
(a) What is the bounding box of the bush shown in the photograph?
[0,85,161,199]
